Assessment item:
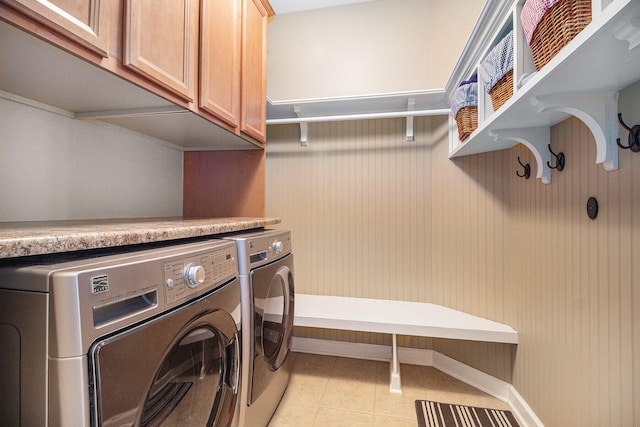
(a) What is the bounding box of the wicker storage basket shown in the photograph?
[489,70,513,111]
[455,106,478,142]
[451,79,478,142]
[528,0,591,70]
[479,31,513,112]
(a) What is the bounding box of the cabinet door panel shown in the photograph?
[124,0,197,101]
[199,0,241,127]
[241,0,268,143]
[3,0,109,55]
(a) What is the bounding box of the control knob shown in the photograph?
[184,263,206,288]
[271,240,284,253]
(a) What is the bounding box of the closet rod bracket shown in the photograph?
[406,98,415,142]
[293,106,309,146]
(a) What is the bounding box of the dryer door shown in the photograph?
[249,254,295,403]
[90,283,240,427]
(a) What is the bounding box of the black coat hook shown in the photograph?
[616,113,640,152]
[516,156,531,179]
[546,144,565,171]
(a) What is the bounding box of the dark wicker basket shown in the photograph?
[489,70,513,111]
[455,106,478,141]
[529,0,591,70]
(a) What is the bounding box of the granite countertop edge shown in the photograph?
[0,217,281,259]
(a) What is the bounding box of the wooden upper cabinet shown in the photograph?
[241,0,270,143]
[199,0,241,128]
[124,0,198,101]
[3,0,273,146]
[2,0,109,56]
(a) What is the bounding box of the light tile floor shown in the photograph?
[268,352,511,427]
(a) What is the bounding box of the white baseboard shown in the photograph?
[291,337,543,427]
[293,336,393,362]
[506,385,545,427]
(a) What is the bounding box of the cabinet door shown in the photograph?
[241,0,269,143]
[124,0,197,101]
[199,0,241,127]
[3,0,109,56]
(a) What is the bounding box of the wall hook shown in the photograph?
[516,156,531,179]
[546,144,565,171]
[616,113,640,152]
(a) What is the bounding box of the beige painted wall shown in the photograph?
[266,0,484,100]
[265,81,640,425]
[0,96,183,221]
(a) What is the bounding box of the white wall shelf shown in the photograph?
[266,90,450,144]
[445,0,640,183]
[294,294,517,394]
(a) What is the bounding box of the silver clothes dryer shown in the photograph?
[223,229,295,427]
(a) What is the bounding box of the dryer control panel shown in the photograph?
[226,229,292,274]
[163,244,237,305]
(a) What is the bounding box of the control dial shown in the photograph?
[271,240,283,253]
[184,263,206,288]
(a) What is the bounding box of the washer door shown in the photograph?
[261,267,294,371]
[90,284,240,427]
[250,254,295,403]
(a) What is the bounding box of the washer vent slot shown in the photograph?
[250,251,267,263]
[93,290,158,327]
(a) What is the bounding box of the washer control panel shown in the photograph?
[227,230,292,274]
[248,235,291,265]
[270,240,284,254]
[163,244,236,305]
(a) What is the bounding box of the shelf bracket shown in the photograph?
[489,127,552,184]
[532,91,619,171]
[293,106,309,146]
[406,98,415,142]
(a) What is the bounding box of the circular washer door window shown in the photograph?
[261,267,294,371]
[141,325,237,427]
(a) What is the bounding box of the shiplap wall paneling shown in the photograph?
[619,82,640,427]
[266,117,434,346]
[429,126,513,382]
[508,117,637,427]
[430,136,509,321]
[265,105,640,426]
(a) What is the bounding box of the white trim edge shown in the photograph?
[291,336,543,427]
[0,90,74,118]
[507,386,546,427]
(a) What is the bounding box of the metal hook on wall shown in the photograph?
[546,144,565,171]
[616,113,640,152]
[516,156,531,179]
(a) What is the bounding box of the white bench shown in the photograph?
[293,294,518,394]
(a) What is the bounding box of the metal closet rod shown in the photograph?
[266,108,451,125]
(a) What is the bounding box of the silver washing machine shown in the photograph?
[224,229,294,427]
[0,239,242,427]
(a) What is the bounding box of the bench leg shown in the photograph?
[389,333,402,394]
